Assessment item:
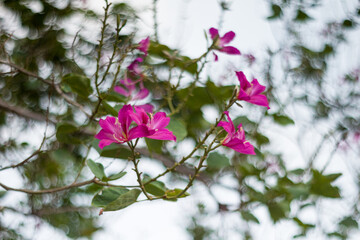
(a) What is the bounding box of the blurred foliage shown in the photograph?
[0,0,359,239]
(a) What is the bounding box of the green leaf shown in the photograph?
[143,175,166,196]
[145,138,163,154]
[206,152,230,170]
[165,188,190,201]
[267,200,290,222]
[339,216,358,229]
[103,189,141,211]
[342,19,354,28]
[287,184,310,199]
[56,122,81,144]
[310,170,341,198]
[254,132,270,146]
[241,211,260,224]
[101,101,118,117]
[104,92,127,103]
[167,118,187,141]
[105,171,127,181]
[62,74,93,98]
[272,114,295,126]
[294,9,312,22]
[87,159,105,180]
[267,4,283,20]
[0,191,7,198]
[92,140,132,159]
[92,187,129,207]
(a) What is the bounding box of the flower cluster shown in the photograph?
[95,105,176,149]
[97,29,271,156]
[114,37,153,112]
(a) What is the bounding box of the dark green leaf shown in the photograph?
[206,152,230,170]
[241,211,260,224]
[267,4,283,20]
[62,74,93,98]
[92,187,129,207]
[87,159,105,180]
[103,189,141,211]
[294,9,312,22]
[167,118,187,141]
[143,175,167,196]
[339,216,358,229]
[342,19,354,28]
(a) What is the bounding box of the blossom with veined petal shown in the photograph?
[236,71,270,109]
[95,105,150,149]
[217,111,255,155]
[130,106,176,141]
[209,27,241,61]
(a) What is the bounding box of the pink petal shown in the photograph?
[148,129,176,141]
[220,31,235,45]
[217,111,235,134]
[138,37,150,55]
[99,139,117,149]
[250,79,266,96]
[118,104,133,132]
[236,71,251,90]
[128,125,150,140]
[213,52,219,61]
[248,95,270,109]
[130,106,149,125]
[238,88,251,101]
[151,112,170,129]
[132,88,149,101]
[219,46,241,55]
[137,104,154,113]
[209,28,219,40]
[114,86,130,97]
[98,117,117,133]
[228,141,255,155]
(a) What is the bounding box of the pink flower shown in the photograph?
[130,106,176,141]
[114,78,149,101]
[95,105,150,149]
[138,37,150,56]
[217,111,255,155]
[236,71,270,109]
[209,27,241,61]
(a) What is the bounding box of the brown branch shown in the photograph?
[0,98,56,124]
[0,178,96,194]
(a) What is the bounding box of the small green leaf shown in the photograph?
[104,92,127,103]
[103,189,141,211]
[101,101,118,116]
[267,4,283,20]
[87,159,105,180]
[310,170,341,198]
[272,114,295,126]
[105,171,127,181]
[339,216,358,229]
[206,152,230,170]
[342,19,354,28]
[62,74,93,98]
[143,176,167,196]
[294,9,312,22]
[92,187,129,207]
[241,211,260,224]
[167,118,187,141]
[92,140,132,159]
[164,188,190,201]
